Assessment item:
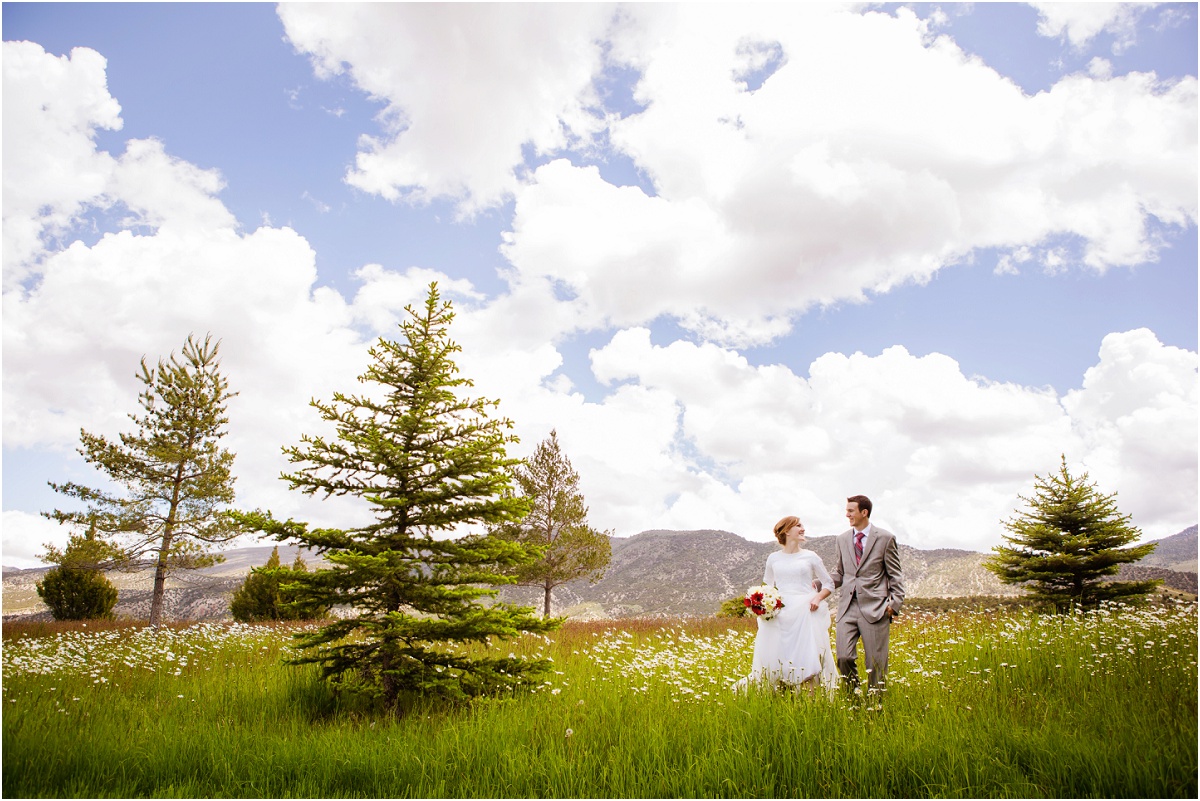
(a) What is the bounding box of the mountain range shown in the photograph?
[4,526,1195,622]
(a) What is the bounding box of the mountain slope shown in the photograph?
[6,527,1195,621]
[1,545,321,621]
[1140,526,1197,573]
[497,529,1024,618]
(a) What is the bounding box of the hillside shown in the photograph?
[1139,525,1198,573]
[1,544,322,622]
[5,527,1195,622]
[496,529,1024,618]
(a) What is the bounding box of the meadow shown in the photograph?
[3,600,1196,798]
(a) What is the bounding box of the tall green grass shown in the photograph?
[3,602,1196,798]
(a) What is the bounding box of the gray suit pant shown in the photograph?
[836,595,890,692]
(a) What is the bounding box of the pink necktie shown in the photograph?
[854,532,864,564]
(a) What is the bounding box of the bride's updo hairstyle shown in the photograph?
[773,515,800,545]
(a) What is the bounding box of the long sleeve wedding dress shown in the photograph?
[735,549,837,691]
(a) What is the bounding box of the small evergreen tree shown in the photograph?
[490,430,611,616]
[278,554,327,620]
[230,546,284,622]
[230,546,328,622]
[985,456,1160,611]
[36,527,120,620]
[44,334,240,626]
[37,567,119,620]
[233,284,556,703]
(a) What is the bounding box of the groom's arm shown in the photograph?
[883,535,905,616]
[830,540,844,589]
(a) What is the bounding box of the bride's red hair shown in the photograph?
[773,515,799,545]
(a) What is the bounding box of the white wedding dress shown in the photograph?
[734,549,838,692]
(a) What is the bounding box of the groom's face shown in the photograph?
[846,502,869,530]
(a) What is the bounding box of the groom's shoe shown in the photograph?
[836,657,859,691]
[838,676,863,705]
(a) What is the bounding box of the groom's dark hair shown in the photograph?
[847,495,872,517]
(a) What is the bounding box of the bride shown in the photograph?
[734,515,837,693]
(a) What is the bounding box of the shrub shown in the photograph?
[36,566,118,620]
[717,594,750,618]
[230,547,328,622]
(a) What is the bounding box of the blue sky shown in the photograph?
[3,2,1196,567]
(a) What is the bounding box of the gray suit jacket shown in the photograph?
[829,524,905,623]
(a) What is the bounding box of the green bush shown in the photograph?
[717,594,750,618]
[230,547,328,621]
[36,566,118,620]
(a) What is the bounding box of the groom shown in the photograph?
[829,494,905,697]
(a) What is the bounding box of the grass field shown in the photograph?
[3,600,1196,798]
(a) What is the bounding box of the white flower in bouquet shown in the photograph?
[743,584,784,620]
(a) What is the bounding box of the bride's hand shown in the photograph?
[809,598,821,612]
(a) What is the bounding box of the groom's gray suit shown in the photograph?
[829,523,905,693]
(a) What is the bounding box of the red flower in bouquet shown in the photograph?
[743,584,784,619]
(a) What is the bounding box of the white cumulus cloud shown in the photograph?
[274,6,1195,346]
[2,511,68,570]
[1029,2,1158,52]
[277,2,616,213]
[2,42,383,564]
[1064,328,1198,533]
[581,326,1195,551]
[502,5,1196,343]
[3,13,1194,573]
[2,42,121,286]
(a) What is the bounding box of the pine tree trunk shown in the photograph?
[149,520,175,625]
[544,584,552,618]
[151,468,185,627]
[149,549,169,626]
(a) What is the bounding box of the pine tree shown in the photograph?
[37,567,119,620]
[231,546,328,622]
[36,528,119,620]
[44,334,239,626]
[278,550,329,619]
[230,546,283,622]
[490,430,611,616]
[233,284,556,703]
[985,456,1160,611]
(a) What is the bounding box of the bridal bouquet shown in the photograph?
[743,584,784,620]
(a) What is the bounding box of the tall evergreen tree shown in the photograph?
[234,284,556,703]
[985,456,1160,611]
[490,430,611,616]
[44,334,239,626]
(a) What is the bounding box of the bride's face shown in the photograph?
[787,522,806,545]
